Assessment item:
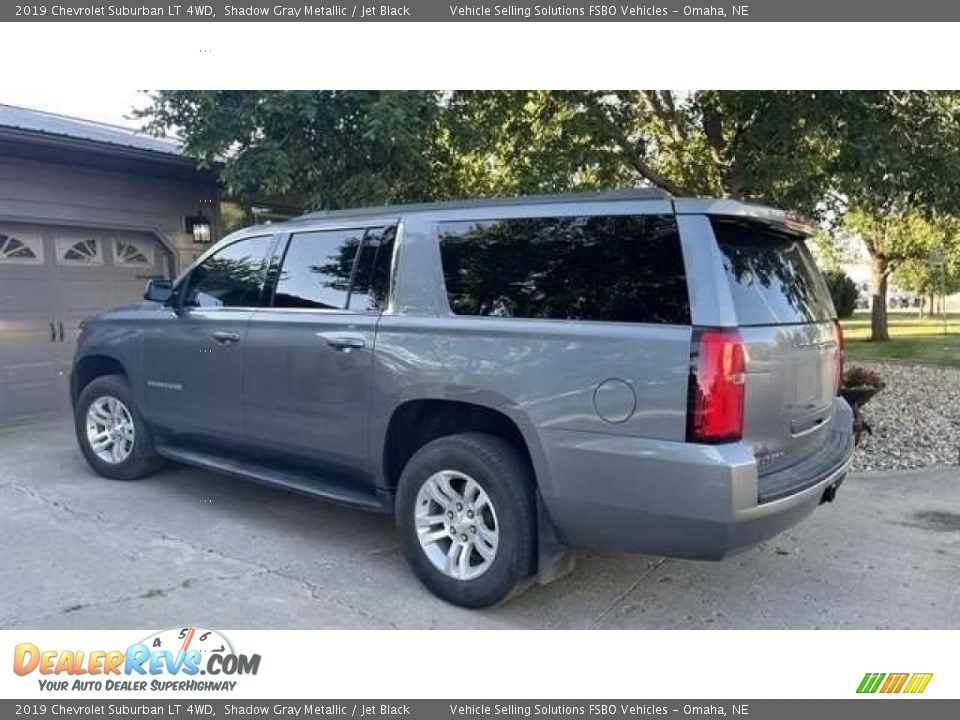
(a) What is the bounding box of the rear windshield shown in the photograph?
[438,214,690,325]
[711,217,834,326]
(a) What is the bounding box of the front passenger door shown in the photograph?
[142,234,277,447]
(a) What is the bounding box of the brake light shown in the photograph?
[833,319,845,394]
[687,327,746,443]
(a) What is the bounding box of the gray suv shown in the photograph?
[71,189,854,608]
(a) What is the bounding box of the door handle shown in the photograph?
[58,321,65,342]
[212,331,241,345]
[50,321,56,342]
[316,332,366,351]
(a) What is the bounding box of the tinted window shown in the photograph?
[349,226,396,311]
[272,229,363,310]
[712,217,834,326]
[438,215,689,324]
[183,235,275,308]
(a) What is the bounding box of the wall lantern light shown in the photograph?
[185,213,213,244]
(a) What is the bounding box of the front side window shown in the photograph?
[183,235,275,308]
[438,215,689,324]
[272,229,364,310]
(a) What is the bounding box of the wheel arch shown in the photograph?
[71,353,129,405]
[378,395,551,495]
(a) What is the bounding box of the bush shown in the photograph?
[843,366,886,391]
[823,270,858,319]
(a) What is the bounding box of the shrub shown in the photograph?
[823,269,859,319]
[844,366,886,391]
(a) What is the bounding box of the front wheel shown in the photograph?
[395,432,537,608]
[75,374,161,481]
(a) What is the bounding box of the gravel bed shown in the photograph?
[849,362,960,472]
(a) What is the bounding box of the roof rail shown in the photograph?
[296,187,672,221]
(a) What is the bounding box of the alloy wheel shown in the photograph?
[85,396,136,464]
[414,470,499,581]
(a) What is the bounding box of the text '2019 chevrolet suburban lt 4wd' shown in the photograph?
[72,190,854,608]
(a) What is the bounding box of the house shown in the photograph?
[0,104,222,430]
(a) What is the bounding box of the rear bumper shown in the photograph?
[538,398,854,560]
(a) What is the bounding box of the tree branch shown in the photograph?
[641,90,687,143]
[583,94,691,196]
[623,153,688,196]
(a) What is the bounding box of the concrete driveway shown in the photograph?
[1,423,958,630]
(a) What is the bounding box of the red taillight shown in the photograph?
[687,328,746,443]
[833,319,845,394]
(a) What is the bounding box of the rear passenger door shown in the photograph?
[242,225,396,481]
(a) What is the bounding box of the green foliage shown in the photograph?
[809,230,842,272]
[844,208,949,269]
[443,90,839,212]
[138,91,445,210]
[892,225,960,298]
[822,92,960,218]
[823,270,859,318]
[139,90,859,215]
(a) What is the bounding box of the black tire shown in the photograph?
[74,374,162,481]
[395,432,537,608]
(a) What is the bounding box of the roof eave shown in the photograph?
[0,125,217,170]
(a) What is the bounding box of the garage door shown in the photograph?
[0,223,171,429]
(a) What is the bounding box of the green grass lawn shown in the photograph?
[842,311,960,367]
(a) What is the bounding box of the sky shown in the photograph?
[0,88,148,128]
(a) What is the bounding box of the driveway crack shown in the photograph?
[2,482,400,629]
[1,570,265,628]
[586,557,668,629]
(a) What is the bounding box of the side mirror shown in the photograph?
[144,279,173,304]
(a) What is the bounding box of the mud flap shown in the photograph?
[536,491,575,585]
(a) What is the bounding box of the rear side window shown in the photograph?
[711,217,834,326]
[438,215,689,324]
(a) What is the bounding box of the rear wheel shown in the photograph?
[396,432,536,608]
[75,374,161,481]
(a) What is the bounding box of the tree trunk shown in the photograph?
[869,255,891,341]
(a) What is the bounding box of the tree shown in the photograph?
[445,91,837,211]
[138,91,445,210]
[893,224,960,316]
[818,92,960,339]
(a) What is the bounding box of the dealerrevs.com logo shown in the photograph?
[857,672,933,694]
[13,627,260,693]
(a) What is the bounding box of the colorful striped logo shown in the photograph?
[857,672,933,694]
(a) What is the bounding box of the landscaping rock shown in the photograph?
[850,362,960,472]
